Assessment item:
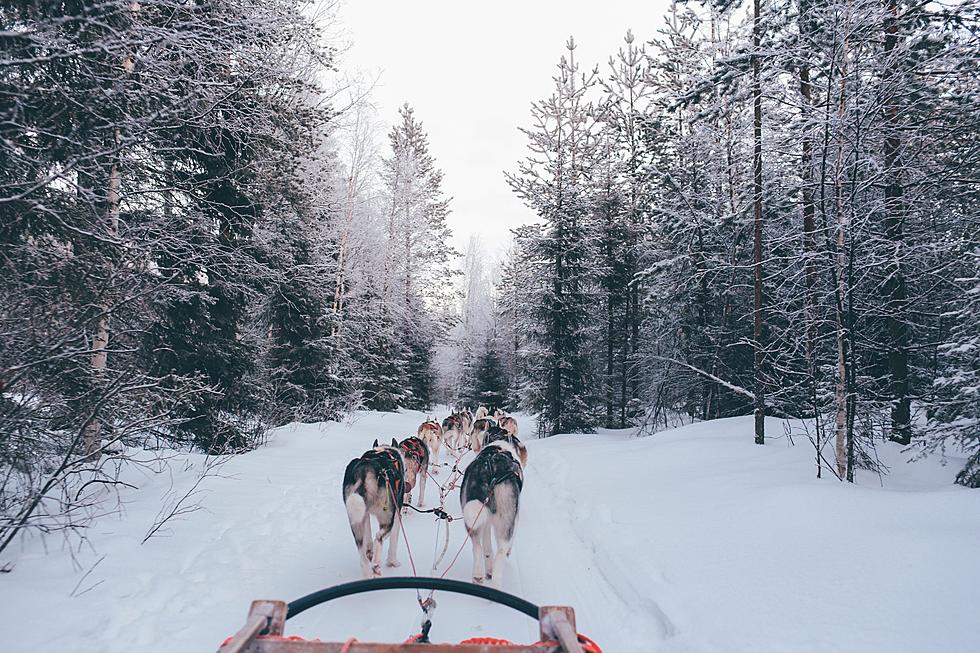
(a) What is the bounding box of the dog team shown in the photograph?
[342,406,527,589]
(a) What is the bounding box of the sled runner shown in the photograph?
[217,577,601,653]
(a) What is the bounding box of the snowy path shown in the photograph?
[3,410,979,653]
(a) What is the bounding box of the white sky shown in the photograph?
[336,0,672,257]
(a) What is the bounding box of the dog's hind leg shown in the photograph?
[463,500,490,584]
[357,515,375,578]
[372,507,397,575]
[417,466,427,508]
[385,511,401,568]
[468,524,485,584]
[431,440,441,473]
[481,524,494,580]
[489,487,518,590]
[490,529,513,590]
[346,491,374,579]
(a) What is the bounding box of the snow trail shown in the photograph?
[2,410,979,653]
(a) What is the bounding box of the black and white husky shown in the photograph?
[343,439,405,578]
[481,426,528,467]
[460,437,526,589]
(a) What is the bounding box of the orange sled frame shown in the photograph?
[217,577,598,653]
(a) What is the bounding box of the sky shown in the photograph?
[335,0,672,258]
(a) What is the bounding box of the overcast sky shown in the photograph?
[337,0,672,257]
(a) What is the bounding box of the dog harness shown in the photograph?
[358,448,405,503]
[482,425,514,447]
[472,444,524,492]
[399,436,427,463]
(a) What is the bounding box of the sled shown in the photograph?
[217,577,600,653]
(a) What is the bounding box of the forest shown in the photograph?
[1,0,978,560]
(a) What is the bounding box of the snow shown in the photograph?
[2,411,979,653]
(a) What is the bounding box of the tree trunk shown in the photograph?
[833,37,850,481]
[752,0,766,445]
[82,144,121,459]
[799,0,820,476]
[883,0,911,445]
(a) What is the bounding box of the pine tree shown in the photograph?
[599,31,655,427]
[507,38,601,435]
[0,0,336,551]
[379,104,457,411]
[465,344,511,411]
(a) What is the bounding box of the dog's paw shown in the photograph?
[386,559,401,568]
[371,564,383,577]
[472,576,484,584]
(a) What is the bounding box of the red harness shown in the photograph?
[362,448,404,498]
[399,437,427,463]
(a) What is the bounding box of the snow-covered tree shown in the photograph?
[507,38,602,435]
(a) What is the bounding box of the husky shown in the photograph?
[398,436,429,507]
[470,416,498,452]
[492,408,507,420]
[482,426,528,468]
[343,439,405,578]
[460,437,526,589]
[473,405,489,421]
[497,415,519,437]
[418,419,444,472]
[442,413,466,449]
[442,412,473,449]
[459,410,474,437]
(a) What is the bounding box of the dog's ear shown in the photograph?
[373,438,379,448]
[391,437,398,447]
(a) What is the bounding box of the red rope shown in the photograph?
[387,476,419,578]
[460,636,515,644]
[535,633,605,652]
[439,498,487,579]
[339,637,358,653]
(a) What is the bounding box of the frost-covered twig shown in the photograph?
[141,456,229,544]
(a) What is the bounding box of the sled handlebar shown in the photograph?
[286,576,541,621]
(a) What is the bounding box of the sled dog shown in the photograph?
[343,439,405,578]
[474,405,489,421]
[470,416,498,452]
[481,426,528,468]
[497,415,519,438]
[460,437,526,589]
[398,436,429,507]
[418,419,444,472]
[441,414,465,450]
[459,409,474,437]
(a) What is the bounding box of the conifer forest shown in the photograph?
[1,5,978,646]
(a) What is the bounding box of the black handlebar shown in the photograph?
[286,576,541,621]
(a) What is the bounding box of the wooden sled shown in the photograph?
[217,577,598,653]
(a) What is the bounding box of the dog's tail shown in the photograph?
[462,499,490,535]
[345,485,367,526]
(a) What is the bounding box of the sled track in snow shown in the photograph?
[510,442,676,649]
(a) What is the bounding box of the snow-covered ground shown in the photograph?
[3,411,978,652]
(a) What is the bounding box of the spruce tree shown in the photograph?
[507,38,600,435]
